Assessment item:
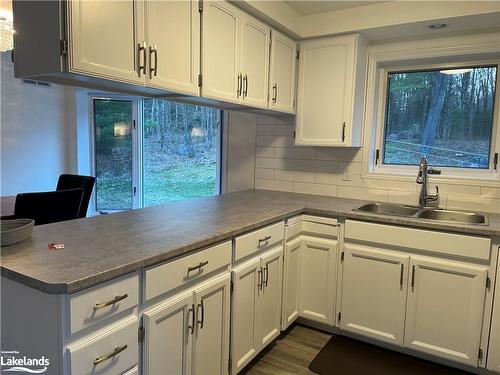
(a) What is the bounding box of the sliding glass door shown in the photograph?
[92,95,220,212]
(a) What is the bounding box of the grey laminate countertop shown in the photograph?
[1,189,500,294]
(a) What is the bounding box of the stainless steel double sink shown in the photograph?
[354,202,487,225]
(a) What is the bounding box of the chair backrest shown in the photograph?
[56,174,96,218]
[14,188,84,226]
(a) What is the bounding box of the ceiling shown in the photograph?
[284,1,388,16]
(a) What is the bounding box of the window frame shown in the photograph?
[370,59,500,181]
[89,93,223,214]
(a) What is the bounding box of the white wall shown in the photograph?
[252,115,500,214]
[0,52,76,196]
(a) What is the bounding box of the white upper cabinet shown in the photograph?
[295,34,367,147]
[202,1,270,109]
[202,1,241,104]
[144,0,200,95]
[341,245,409,346]
[240,13,270,108]
[404,256,488,366]
[68,0,143,84]
[269,30,297,114]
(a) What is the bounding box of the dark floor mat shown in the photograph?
[309,334,472,375]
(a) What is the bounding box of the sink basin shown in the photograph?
[354,202,488,225]
[417,209,487,224]
[355,202,419,216]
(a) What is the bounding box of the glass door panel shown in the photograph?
[93,98,134,211]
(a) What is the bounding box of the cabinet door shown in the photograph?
[145,0,200,95]
[193,274,230,375]
[240,13,270,109]
[68,0,143,84]
[340,245,409,346]
[143,291,194,375]
[295,36,355,146]
[488,258,500,372]
[202,1,241,104]
[281,237,301,330]
[256,246,283,349]
[231,257,260,374]
[404,256,488,366]
[299,236,338,325]
[269,30,297,114]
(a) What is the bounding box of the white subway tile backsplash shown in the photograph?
[251,115,498,213]
[275,170,315,183]
[255,178,293,192]
[293,182,337,197]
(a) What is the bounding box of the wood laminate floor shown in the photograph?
[240,324,332,375]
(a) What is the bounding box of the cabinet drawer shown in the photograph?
[234,221,284,262]
[144,241,231,301]
[69,273,139,334]
[345,220,491,261]
[68,317,138,375]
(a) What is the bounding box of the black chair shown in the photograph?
[56,174,96,218]
[11,188,84,226]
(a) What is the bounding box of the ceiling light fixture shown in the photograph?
[429,23,447,30]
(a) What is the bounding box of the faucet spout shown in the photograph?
[416,156,439,209]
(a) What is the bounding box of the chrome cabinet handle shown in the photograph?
[342,122,346,143]
[243,74,248,98]
[187,261,208,274]
[264,265,269,287]
[258,235,271,246]
[197,300,205,329]
[93,344,127,366]
[93,294,128,311]
[149,44,158,78]
[237,74,242,97]
[188,304,195,334]
[272,83,277,104]
[257,267,263,290]
[137,42,146,77]
[400,263,404,288]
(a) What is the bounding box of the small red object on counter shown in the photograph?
[48,243,65,250]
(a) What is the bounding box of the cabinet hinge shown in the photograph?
[375,149,380,165]
[198,0,203,12]
[198,74,203,87]
[338,312,341,323]
[486,277,491,290]
[341,251,345,263]
[479,348,483,360]
[59,39,68,56]
[494,152,498,171]
[138,326,145,343]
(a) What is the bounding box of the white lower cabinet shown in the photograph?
[340,245,409,346]
[299,236,338,325]
[231,246,283,374]
[488,256,500,373]
[404,256,488,366]
[143,273,230,375]
[281,237,301,330]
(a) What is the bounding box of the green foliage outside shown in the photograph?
[384,66,496,168]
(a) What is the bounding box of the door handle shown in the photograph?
[93,294,128,311]
[272,83,277,104]
[187,261,208,275]
[257,267,263,290]
[243,74,248,98]
[342,122,346,143]
[400,263,404,288]
[264,265,269,287]
[188,304,195,335]
[411,265,416,290]
[93,345,128,366]
[137,42,146,77]
[197,300,205,329]
[149,44,158,78]
[237,74,242,97]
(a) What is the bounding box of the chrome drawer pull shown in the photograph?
[93,294,128,311]
[258,235,272,246]
[93,344,128,365]
[187,261,208,274]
